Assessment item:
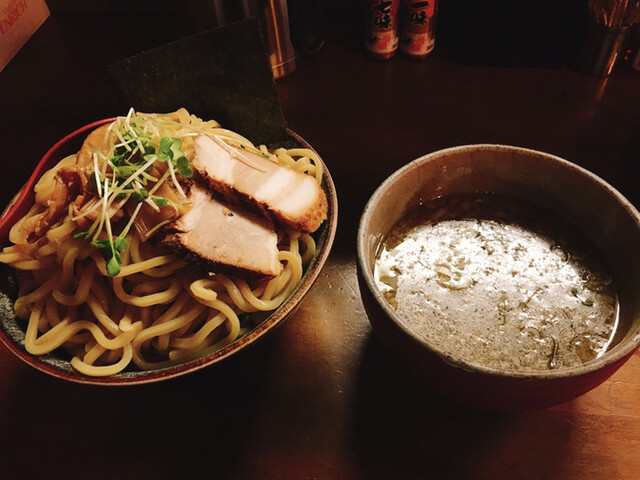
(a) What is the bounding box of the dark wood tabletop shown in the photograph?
[1,3,639,479]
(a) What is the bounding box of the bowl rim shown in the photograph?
[357,143,640,380]
[0,119,338,385]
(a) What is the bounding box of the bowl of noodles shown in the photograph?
[0,109,337,384]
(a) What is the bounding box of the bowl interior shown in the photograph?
[358,144,640,378]
[0,122,338,385]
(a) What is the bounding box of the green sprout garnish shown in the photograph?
[93,236,128,277]
[132,188,149,202]
[74,230,129,276]
[156,137,193,178]
[74,109,194,276]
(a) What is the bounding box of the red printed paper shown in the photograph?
[0,0,49,72]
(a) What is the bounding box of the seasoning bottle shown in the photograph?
[365,0,400,59]
[399,0,437,58]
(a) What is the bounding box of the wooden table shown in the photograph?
[0,6,639,479]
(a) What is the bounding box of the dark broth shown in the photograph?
[374,193,619,372]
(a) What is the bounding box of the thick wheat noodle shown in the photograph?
[5,259,44,270]
[131,303,239,369]
[168,302,241,362]
[278,147,324,182]
[45,296,63,327]
[134,304,206,351]
[86,291,123,335]
[93,251,180,278]
[82,342,108,365]
[60,244,79,282]
[13,276,57,312]
[128,234,187,277]
[134,293,199,343]
[24,299,140,355]
[299,234,316,264]
[170,312,227,349]
[0,252,33,263]
[71,345,134,377]
[52,261,96,306]
[112,276,182,307]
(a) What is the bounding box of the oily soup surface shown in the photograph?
[374,194,618,372]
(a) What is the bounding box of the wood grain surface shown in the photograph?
[0,5,638,479]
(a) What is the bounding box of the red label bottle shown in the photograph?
[365,0,400,59]
[399,0,437,58]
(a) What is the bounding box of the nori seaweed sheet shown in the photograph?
[107,17,288,146]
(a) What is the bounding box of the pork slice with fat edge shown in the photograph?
[161,182,282,279]
[191,135,327,234]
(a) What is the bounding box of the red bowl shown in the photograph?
[0,120,338,385]
[357,144,640,410]
[0,118,116,245]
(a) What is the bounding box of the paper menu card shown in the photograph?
[0,0,49,72]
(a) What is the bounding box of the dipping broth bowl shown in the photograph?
[357,144,640,410]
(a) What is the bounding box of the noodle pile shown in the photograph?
[0,109,323,377]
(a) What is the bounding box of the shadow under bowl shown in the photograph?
[357,144,640,410]
[0,119,338,385]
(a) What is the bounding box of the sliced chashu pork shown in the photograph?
[192,135,327,234]
[161,182,282,279]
